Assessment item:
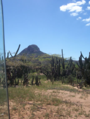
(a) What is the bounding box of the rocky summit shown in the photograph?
[19,44,46,57]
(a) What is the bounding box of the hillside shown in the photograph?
[19,44,47,57]
[6,44,80,67]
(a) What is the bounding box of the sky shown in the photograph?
[1,0,90,60]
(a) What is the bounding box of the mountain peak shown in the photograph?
[19,44,45,57]
[27,44,40,52]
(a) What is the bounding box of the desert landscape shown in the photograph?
[7,79,90,119]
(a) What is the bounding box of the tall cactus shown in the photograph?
[76,52,84,70]
[51,56,54,68]
[69,57,73,68]
[14,44,21,57]
[7,52,9,58]
[77,52,90,85]
[89,52,90,59]
[76,52,84,74]
[68,57,75,75]
[8,51,13,58]
[57,59,61,77]
[7,44,21,58]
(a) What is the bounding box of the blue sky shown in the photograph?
[2,0,90,60]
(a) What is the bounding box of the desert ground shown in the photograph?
[6,78,90,119]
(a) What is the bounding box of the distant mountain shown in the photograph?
[6,44,83,68]
[18,44,80,63]
[19,44,46,57]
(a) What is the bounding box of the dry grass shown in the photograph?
[7,80,90,119]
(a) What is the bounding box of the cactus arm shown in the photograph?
[14,44,21,57]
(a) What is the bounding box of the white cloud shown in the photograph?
[89,1,90,4]
[76,0,86,5]
[69,6,82,12]
[86,23,90,26]
[77,17,82,20]
[60,4,82,12]
[82,17,90,22]
[87,6,90,10]
[60,3,76,12]
[70,12,78,16]
[60,0,86,13]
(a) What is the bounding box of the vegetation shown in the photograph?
[0,44,89,88]
[1,44,90,118]
[8,80,90,119]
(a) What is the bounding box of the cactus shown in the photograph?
[56,58,61,79]
[67,74,74,86]
[23,74,28,86]
[7,44,20,58]
[76,52,83,70]
[69,57,73,68]
[8,51,13,58]
[77,52,90,86]
[7,52,9,58]
[58,59,61,76]
[31,76,34,85]
[35,75,39,86]
[51,56,54,68]
[14,44,21,57]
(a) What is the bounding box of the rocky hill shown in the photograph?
[19,44,47,57]
[18,44,80,63]
[6,44,80,67]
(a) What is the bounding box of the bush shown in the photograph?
[67,74,74,86]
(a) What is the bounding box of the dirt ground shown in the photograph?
[9,85,90,119]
